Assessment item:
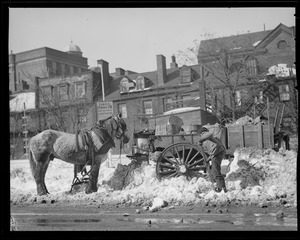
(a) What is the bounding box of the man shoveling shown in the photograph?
[198,127,227,193]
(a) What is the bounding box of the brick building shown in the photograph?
[9,41,89,94]
[197,23,297,132]
[10,23,297,158]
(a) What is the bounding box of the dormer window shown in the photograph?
[180,66,192,83]
[136,75,145,90]
[120,78,129,93]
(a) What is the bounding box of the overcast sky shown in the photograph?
[9,8,295,73]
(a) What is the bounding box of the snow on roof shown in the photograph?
[10,92,35,112]
[163,107,201,115]
[267,64,296,77]
[253,40,261,46]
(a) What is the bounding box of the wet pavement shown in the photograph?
[11,205,297,231]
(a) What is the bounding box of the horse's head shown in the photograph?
[97,113,129,144]
[112,113,130,144]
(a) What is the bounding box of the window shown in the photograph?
[78,68,82,74]
[181,94,192,107]
[22,80,29,90]
[118,103,127,118]
[136,76,145,90]
[180,67,191,83]
[70,66,74,75]
[75,82,86,99]
[164,97,175,111]
[73,67,78,74]
[143,100,153,115]
[52,62,57,76]
[120,78,129,93]
[278,40,287,50]
[254,91,264,104]
[282,117,292,127]
[41,86,54,102]
[246,59,257,76]
[61,64,65,76]
[235,90,241,106]
[58,84,69,101]
[78,108,86,123]
[65,65,70,75]
[279,84,290,101]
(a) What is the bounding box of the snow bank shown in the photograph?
[10,147,297,208]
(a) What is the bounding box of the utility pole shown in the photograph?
[199,65,206,125]
[98,63,113,167]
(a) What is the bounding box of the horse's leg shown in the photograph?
[85,159,101,194]
[31,151,51,196]
[40,157,51,194]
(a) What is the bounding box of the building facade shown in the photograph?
[10,23,297,158]
[197,23,297,132]
[9,41,89,94]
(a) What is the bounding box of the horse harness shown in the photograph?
[70,121,117,192]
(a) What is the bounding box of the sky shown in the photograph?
[9,8,295,73]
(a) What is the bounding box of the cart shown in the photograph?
[126,113,214,180]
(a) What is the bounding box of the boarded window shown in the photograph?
[58,84,69,101]
[75,82,86,99]
[41,86,53,102]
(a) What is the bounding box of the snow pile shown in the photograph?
[226,147,297,205]
[10,92,35,112]
[226,116,267,127]
[10,147,297,208]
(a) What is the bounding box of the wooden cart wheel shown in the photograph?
[156,142,207,180]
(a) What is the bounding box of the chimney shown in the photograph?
[170,55,178,68]
[9,51,17,92]
[34,77,40,109]
[156,54,167,85]
[115,68,125,76]
[97,59,110,97]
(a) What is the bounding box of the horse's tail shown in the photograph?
[28,144,36,177]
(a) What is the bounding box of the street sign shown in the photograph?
[96,101,113,120]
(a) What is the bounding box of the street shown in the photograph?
[11,204,297,231]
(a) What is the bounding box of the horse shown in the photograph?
[28,114,129,196]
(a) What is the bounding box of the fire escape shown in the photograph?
[242,81,278,117]
[242,80,286,133]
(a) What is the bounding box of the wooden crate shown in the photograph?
[227,124,274,153]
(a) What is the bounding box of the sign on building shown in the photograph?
[96,101,113,120]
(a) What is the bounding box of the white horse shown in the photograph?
[28,114,129,195]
